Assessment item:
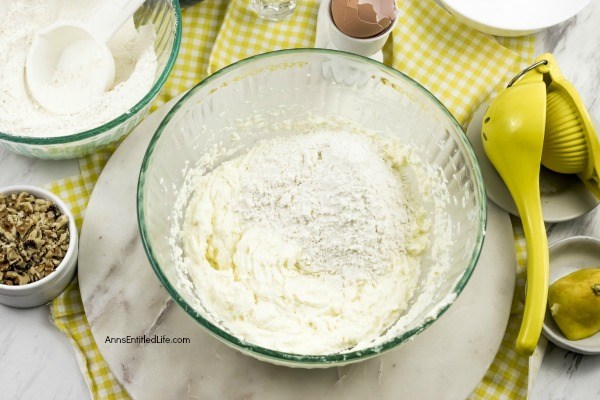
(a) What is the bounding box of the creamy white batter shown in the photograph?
[181,129,433,355]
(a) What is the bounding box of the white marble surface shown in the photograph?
[0,154,83,399]
[1,1,600,398]
[529,1,600,398]
[77,97,515,400]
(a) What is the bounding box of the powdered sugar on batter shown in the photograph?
[234,131,426,279]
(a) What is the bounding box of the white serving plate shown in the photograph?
[466,104,599,223]
[439,0,591,37]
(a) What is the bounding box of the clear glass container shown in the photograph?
[0,0,182,160]
[138,49,487,367]
[251,0,297,21]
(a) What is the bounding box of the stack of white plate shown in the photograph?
[438,0,591,37]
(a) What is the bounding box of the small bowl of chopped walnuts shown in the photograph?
[0,186,78,308]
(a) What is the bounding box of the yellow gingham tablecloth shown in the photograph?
[47,0,545,398]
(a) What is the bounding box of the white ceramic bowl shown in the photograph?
[439,0,591,37]
[0,185,78,308]
[542,236,600,355]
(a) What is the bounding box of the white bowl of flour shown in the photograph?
[138,49,487,367]
[0,0,181,159]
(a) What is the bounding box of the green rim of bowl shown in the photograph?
[0,1,182,145]
[138,48,487,365]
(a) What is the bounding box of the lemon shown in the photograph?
[548,268,600,341]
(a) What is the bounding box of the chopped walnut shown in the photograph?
[0,192,70,286]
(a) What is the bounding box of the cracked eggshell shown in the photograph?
[331,0,398,39]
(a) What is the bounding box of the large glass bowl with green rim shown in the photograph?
[0,0,181,160]
[138,49,487,367]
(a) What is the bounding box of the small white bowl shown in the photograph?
[326,2,398,57]
[439,0,591,37]
[0,185,78,308]
[542,236,600,355]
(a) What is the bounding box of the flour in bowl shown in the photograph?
[0,0,157,137]
[180,127,441,355]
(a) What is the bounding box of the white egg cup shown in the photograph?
[326,2,398,57]
[0,185,78,308]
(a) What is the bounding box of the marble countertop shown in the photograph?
[2,3,600,398]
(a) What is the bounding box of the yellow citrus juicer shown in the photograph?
[537,53,600,199]
[482,64,549,356]
[483,53,600,355]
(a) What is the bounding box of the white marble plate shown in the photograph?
[79,98,517,400]
[466,104,599,223]
[542,236,600,355]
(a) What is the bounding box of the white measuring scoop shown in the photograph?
[26,0,146,115]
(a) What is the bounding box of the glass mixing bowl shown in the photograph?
[0,0,181,160]
[138,49,487,367]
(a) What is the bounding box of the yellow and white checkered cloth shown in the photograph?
[48,0,543,398]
